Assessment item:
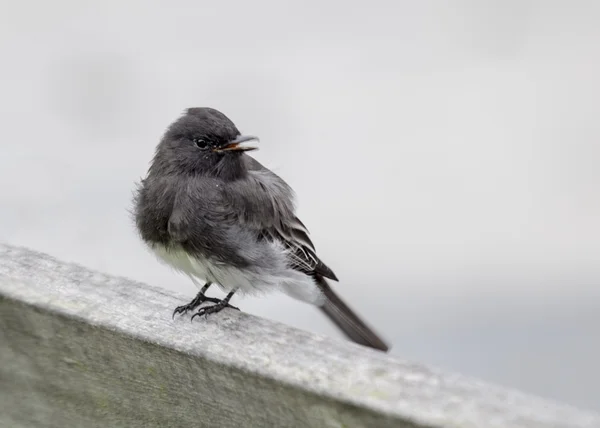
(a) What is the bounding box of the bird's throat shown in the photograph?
[211,154,247,181]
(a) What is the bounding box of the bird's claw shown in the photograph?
[172,293,222,319]
[190,300,239,322]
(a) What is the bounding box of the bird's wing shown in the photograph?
[226,157,389,351]
[222,155,338,281]
[263,212,338,281]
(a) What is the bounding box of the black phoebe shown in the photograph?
[133,107,389,352]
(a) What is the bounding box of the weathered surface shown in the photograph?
[0,243,598,428]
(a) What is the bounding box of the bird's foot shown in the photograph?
[172,292,222,318]
[190,298,239,321]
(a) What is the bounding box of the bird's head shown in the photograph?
[151,107,259,179]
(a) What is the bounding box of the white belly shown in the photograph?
[148,243,324,305]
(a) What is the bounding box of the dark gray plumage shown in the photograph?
[133,107,389,352]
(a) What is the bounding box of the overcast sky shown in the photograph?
[1,0,599,412]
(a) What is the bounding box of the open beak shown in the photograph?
[214,135,259,152]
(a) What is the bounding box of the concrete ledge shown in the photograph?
[0,243,599,428]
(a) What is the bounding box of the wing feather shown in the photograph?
[222,156,338,281]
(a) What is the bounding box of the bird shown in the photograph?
[133,107,389,352]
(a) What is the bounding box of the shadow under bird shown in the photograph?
[133,107,389,352]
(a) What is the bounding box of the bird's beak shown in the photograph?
[214,135,259,152]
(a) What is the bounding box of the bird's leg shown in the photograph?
[172,282,223,318]
[191,289,239,321]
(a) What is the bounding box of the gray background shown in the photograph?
[1,0,599,412]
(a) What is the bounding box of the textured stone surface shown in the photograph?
[0,243,598,428]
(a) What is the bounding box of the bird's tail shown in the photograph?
[314,276,389,352]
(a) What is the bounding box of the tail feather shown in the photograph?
[315,276,389,352]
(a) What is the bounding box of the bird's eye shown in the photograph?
[193,138,208,149]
